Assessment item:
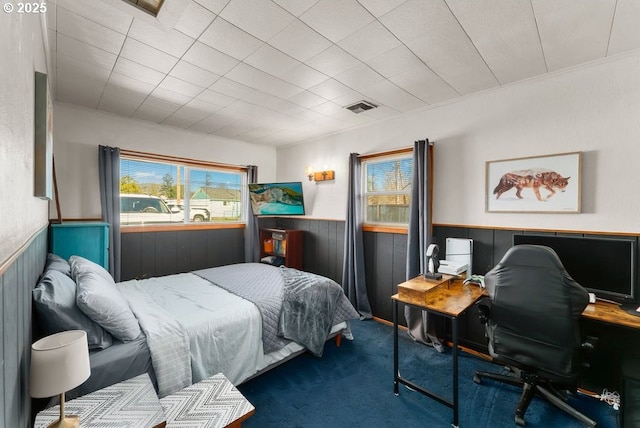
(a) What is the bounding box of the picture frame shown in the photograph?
[34,71,53,200]
[485,151,581,213]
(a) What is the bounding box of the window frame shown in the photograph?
[119,150,248,231]
[361,148,414,231]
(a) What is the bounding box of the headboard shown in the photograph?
[0,226,47,428]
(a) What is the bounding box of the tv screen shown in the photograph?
[512,234,637,305]
[248,182,305,216]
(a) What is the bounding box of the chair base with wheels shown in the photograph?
[473,367,597,427]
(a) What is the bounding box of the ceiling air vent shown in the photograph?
[345,100,378,114]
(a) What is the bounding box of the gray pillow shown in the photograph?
[33,269,112,350]
[44,253,71,277]
[69,255,113,284]
[75,270,141,342]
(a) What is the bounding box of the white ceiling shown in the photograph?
[47,0,640,147]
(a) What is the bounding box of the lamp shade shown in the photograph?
[30,330,91,398]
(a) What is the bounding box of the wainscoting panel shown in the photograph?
[121,228,245,280]
[0,227,47,428]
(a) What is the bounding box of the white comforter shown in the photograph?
[119,273,264,396]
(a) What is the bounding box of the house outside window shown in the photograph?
[362,153,413,224]
[120,156,245,226]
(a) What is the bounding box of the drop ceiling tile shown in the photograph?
[300,0,375,43]
[214,122,256,138]
[198,18,264,61]
[169,61,220,88]
[334,63,385,92]
[306,45,360,77]
[56,73,105,109]
[113,57,166,86]
[359,104,400,120]
[189,112,238,133]
[291,108,326,122]
[379,0,432,42]
[174,1,217,39]
[358,0,406,18]
[338,21,402,62]
[236,126,274,141]
[108,71,156,95]
[225,63,303,98]
[332,90,372,108]
[159,75,205,97]
[401,2,499,94]
[196,88,237,107]
[359,79,426,112]
[99,86,146,116]
[608,0,640,55]
[56,7,126,55]
[389,65,458,104]
[56,35,117,71]
[120,38,179,74]
[533,0,617,71]
[273,0,320,17]
[277,63,328,89]
[220,0,296,41]
[150,86,193,105]
[132,105,175,123]
[162,101,218,128]
[366,44,424,78]
[139,95,183,113]
[287,90,327,108]
[209,77,255,98]
[312,100,354,120]
[268,20,332,62]
[244,44,301,77]
[128,19,196,58]
[194,0,229,15]
[308,78,355,100]
[57,0,133,34]
[446,0,546,85]
[183,42,239,75]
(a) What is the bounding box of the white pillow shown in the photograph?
[75,269,141,342]
[69,255,114,284]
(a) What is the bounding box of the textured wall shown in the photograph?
[0,12,50,266]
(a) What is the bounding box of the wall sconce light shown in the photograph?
[305,166,335,182]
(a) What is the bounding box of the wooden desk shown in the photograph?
[391,275,485,428]
[583,300,640,329]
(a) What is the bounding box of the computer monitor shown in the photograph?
[512,234,637,307]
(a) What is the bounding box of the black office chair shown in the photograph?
[473,244,596,427]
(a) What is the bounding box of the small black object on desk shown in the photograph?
[424,243,442,280]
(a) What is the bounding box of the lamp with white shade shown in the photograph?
[30,330,91,428]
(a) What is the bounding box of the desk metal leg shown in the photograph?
[393,300,399,395]
[452,316,459,428]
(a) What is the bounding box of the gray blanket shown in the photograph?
[278,267,357,356]
[194,263,359,356]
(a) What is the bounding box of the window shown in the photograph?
[120,154,245,226]
[362,153,413,225]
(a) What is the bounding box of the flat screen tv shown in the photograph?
[248,182,305,216]
[512,234,637,307]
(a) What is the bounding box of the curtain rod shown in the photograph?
[120,149,248,172]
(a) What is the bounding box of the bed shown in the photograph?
[33,254,360,400]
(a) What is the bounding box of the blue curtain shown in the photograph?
[342,153,372,318]
[98,145,121,282]
[404,140,443,351]
[244,165,260,263]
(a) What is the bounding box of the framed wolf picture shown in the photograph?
[485,151,581,213]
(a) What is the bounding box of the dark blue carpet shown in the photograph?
[238,319,619,428]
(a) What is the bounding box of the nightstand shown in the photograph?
[160,373,255,428]
[34,373,165,428]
